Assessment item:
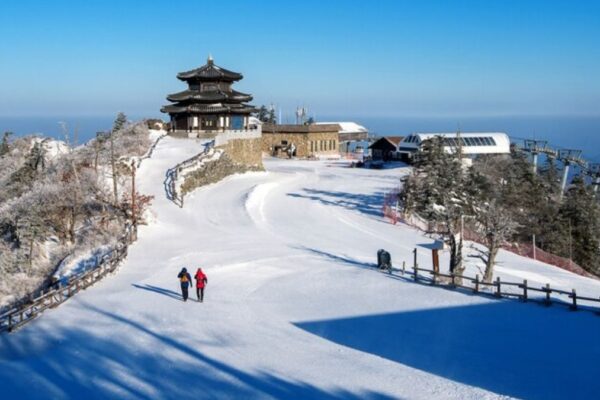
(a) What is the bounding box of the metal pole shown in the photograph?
[532,152,538,175]
[131,160,136,226]
[560,163,570,199]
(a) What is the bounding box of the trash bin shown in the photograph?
[377,249,391,270]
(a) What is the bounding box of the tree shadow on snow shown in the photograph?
[295,301,600,400]
[287,188,387,218]
[299,247,376,269]
[0,301,397,400]
[132,283,183,301]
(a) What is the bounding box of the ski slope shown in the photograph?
[1,134,600,399]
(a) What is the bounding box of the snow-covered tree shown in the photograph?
[400,136,472,276]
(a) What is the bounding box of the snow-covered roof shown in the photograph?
[398,132,510,155]
[316,122,368,134]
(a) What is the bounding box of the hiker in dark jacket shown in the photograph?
[194,268,208,302]
[177,267,193,302]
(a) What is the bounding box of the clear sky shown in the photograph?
[1,0,599,119]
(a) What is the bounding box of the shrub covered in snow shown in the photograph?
[0,117,155,309]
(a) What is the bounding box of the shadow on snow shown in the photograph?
[287,188,387,218]
[295,301,600,400]
[132,283,183,301]
[0,301,396,400]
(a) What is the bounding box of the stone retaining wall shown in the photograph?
[180,137,263,195]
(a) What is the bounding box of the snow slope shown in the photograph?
[1,136,599,399]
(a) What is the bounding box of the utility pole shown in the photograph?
[110,129,118,205]
[131,160,137,227]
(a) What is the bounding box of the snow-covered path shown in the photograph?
[1,135,600,399]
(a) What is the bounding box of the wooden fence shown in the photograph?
[385,252,600,315]
[0,226,137,333]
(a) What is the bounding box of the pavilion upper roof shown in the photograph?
[160,102,256,115]
[167,89,252,103]
[177,56,243,82]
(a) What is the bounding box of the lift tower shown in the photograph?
[522,139,558,175]
[584,163,600,195]
[558,149,587,199]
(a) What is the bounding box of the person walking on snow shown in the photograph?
[177,267,193,302]
[194,268,208,302]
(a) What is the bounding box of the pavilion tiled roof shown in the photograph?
[177,57,243,82]
[167,89,252,103]
[161,103,256,115]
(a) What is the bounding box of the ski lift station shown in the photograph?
[397,132,511,161]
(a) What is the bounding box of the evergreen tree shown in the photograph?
[113,112,128,133]
[267,108,277,124]
[0,131,12,157]
[256,106,269,123]
[557,175,600,274]
[400,137,472,275]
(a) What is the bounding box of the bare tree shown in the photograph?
[472,200,519,282]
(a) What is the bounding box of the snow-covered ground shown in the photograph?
[1,135,599,399]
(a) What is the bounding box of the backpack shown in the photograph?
[180,273,189,283]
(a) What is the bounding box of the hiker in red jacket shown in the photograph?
[177,267,193,302]
[194,268,208,302]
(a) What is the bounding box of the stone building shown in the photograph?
[262,124,340,158]
[161,56,257,137]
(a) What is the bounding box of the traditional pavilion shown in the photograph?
[161,56,257,134]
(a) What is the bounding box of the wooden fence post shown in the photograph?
[571,289,577,311]
[8,314,12,331]
[474,275,479,293]
[451,273,456,287]
[545,283,551,306]
[496,277,502,298]
[523,279,528,302]
[413,264,418,281]
[413,248,417,270]
[402,261,405,275]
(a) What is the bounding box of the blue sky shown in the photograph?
[1,0,599,118]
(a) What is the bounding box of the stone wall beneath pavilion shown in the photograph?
[179,136,263,195]
[219,137,264,169]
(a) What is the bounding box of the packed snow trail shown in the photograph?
[1,135,599,399]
